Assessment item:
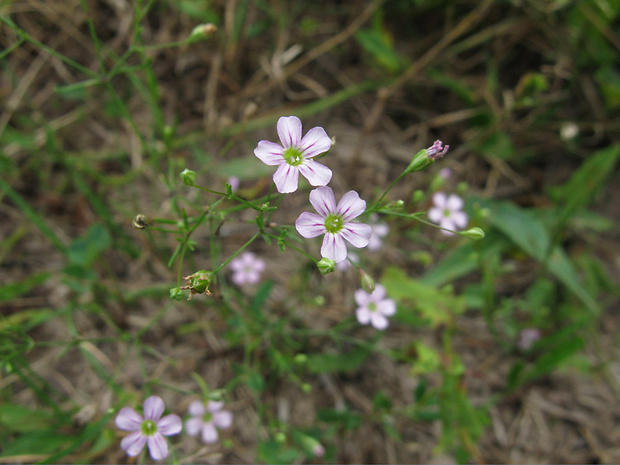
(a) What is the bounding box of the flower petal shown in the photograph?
[355,289,371,306]
[188,400,205,417]
[277,116,302,148]
[446,194,464,211]
[214,410,233,429]
[337,191,366,222]
[356,307,371,325]
[121,431,147,457]
[254,141,284,165]
[371,284,386,301]
[201,422,219,444]
[295,212,326,238]
[185,417,203,436]
[427,207,443,223]
[371,312,389,330]
[147,433,169,461]
[340,222,371,249]
[309,186,336,217]
[377,299,396,316]
[143,396,165,421]
[157,414,182,436]
[298,160,332,187]
[300,126,332,158]
[451,211,468,228]
[116,407,143,431]
[321,233,347,263]
[273,163,299,193]
[207,401,224,413]
[432,192,447,208]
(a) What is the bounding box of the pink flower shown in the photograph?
[367,215,389,251]
[229,252,266,285]
[427,192,468,235]
[518,328,541,350]
[254,116,332,193]
[227,176,240,192]
[295,186,372,263]
[355,284,396,330]
[185,400,233,444]
[115,396,182,461]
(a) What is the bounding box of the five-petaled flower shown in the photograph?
[427,192,468,235]
[185,400,233,444]
[295,186,372,263]
[229,251,266,285]
[115,396,182,461]
[355,284,396,330]
[254,116,332,193]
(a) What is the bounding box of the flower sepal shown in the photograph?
[317,257,336,275]
[181,270,213,300]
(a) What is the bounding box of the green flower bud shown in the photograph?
[169,287,183,300]
[180,168,196,186]
[317,257,336,275]
[359,269,375,294]
[412,190,425,203]
[189,23,217,42]
[460,227,485,240]
[275,432,287,444]
[294,353,308,364]
[405,140,450,174]
[301,383,312,393]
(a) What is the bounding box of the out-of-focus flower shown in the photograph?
[518,328,541,350]
[185,400,233,444]
[439,167,452,179]
[254,116,332,193]
[560,122,579,140]
[367,215,389,251]
[295,187,371,263]
[427,192,468,235]
[355,284,396,330]
[229,252,265,285]
[336,251,359,271]
[115,396,182,461]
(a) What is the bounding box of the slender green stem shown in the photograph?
[213,232,262,273]
[367,170,408,213]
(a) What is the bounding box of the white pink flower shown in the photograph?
[229,252,266,285]
[367,215,389,251]
[295,187,372,263]
[115,396,182,461]
[427,192,468,235]
[355,284,396,330]
[254,116,332,193]
[185,400,233,444]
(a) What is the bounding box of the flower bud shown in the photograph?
[359,269,375,294]
[317,257,336,275]
[298,433,324,457]
[275,432,287,444]
[412,189,424,203]
[180,270,213,300]
[405,140,449,174]
[180,168,196,186]
[189,23,217,42]
[460,227,485,240]
[294,353,308,364]
[169,287,183,300]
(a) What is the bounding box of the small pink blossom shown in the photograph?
[355,284,396,330]
[229,252,266,285]
[115,396,182,461]
[439,167,452,179]
[227,176,240,192]
[518,328,541,350]
[367,215,389,251]
[254,116,332,193]
[295,187,372,263]
[185,400,233,444]
[428,192,468,235]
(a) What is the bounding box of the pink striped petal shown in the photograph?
[298,160,332,187]
[277,116,302,148]
[157,414,182,436]
[300,126,332,158]
[295,212,326,238]
[116,407,143,431]
[340,222,371,248]
[254,141,284,165]
[321,233,347,262]
[143,396,165,421]
[185,417,203,436]
[273,163,299,193]
[337,191,366,221]
[147,433,168,460]
[121,431,147,456]
[201,422,219,444]
[309,186,336,217]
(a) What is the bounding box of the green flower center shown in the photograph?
[202,411,213,423]
[368,302,378,313]
[283,147,304,166]
[443,208,452,218]
[324,214,344,234]
[141,420,157,436]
